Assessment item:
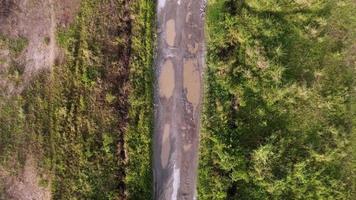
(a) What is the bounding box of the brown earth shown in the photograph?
[1,154,52,200]
[0,0,80,94]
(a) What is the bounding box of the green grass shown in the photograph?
[125,0,155,196]
[0,34,28,57]
[0,0,156,199]
[199,0,356,199]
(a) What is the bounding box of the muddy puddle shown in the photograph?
[159,59,175,98]
[165,19,176,46]
[183,58,200,108]
[161,124,171,168]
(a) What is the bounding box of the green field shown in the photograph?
[199,0,356,199]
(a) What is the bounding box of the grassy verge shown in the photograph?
[199,0,356,199]
[1,0,156,199]
[125,0,155,198]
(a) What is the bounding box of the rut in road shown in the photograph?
[153,0,206,199]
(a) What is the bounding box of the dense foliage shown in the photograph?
[199,0,356,199]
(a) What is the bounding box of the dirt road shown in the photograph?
[153,0,206,199]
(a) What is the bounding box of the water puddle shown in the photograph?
[183,58,200,108]
[161,124,171,168]
[165,19,176,46]
[159,59,175,98]
[172,164,181,200]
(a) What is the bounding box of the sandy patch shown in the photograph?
[4,154,51,200]
[0,0,81,94]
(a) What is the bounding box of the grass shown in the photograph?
[125,0,155,198]
[198,0,356,199]
[1,0,156,198]
[0,34,28,57]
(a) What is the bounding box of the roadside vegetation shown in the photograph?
[0,0,154,199]
[126,0,155,198]
[199,0,356,199]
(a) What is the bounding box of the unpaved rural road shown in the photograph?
[153,0,206,199]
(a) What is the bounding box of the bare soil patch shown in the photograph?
[0,0,80,94]
[1,154,51,200]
